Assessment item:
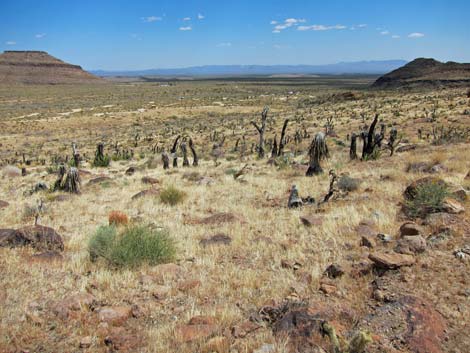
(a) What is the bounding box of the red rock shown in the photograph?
[52,293,95,319]
[200,234,232,246]
[104,327,142,351]
[0,200,9,209]
[299,215,323,227]
[441,197,465,214]
[231,321,261,338]
[131,188,159,200]
[0,225,64,252]
[360,235,376,248]
[369,252,415,269]
[141,176,159,185]
[320,283,337,295]
[98,306,133,325]
[399,222,423,237]
[178,279,201,292]
[176,316,219,342]
[395,235,427,254]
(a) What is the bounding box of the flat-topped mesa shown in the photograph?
[0,50,103,84]
[372,57,470,89]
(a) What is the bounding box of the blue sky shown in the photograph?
[1,0,469,70]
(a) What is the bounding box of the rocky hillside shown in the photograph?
[0,51,103,84]
[372,58,470,88]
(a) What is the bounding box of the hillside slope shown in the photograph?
[0,51,103,84]
[372,58,470,88]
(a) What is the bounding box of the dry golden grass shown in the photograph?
[1,80,469,352]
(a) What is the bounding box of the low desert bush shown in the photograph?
[88,224,176,268]
[108,211,129,226]
[159,185,187,205]
[337,175,361,192]
[93,154,110,167]
[405,182,449,218]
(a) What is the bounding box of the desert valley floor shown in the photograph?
[1,77,470,353]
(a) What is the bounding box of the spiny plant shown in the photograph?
[306,132,329,176]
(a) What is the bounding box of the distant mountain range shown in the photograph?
[91,60,407,77]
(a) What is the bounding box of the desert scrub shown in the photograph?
[337,175,361,192]
[88,224,176,268]
[159,185,187,205]
[405,182,449,218]
[93,154,110,167]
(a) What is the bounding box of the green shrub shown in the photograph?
[88,224,176,268]
[93,154,110,167]
[337,175,361,192]
[159,186,187,206]
[405,182,449,218]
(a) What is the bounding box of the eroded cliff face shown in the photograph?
[0,51,103,84]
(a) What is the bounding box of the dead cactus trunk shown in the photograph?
[189,138,198,166]
[251,106,269,158]
[306,132,329,176]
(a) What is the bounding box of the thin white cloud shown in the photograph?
[217,42,232,47]
[408,32,424,38]
[142,16,162,23]
[273,44,282,49]
[35,33,46,39]
[392,35,400,39]
[358,24,367,28]
[179,26,192,31]
[183,17,191,21]
[380,30,390,35]
[6,41,16,45]
[197,13,204,20]
[298,24,346,31]
[271,18,306,33]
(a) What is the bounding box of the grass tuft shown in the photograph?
[88,224,176,268]
[159,185,187,206]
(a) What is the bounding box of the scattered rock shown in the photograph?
[104,327,141,351]
[131,188,159,200]
[151,285,171,300]
[281,259,302,271]
[177,279,201,292]
[323,264,344,279]
[231,320,261,338]
[377,233,393,243]
[0,225,64,252]
[52,293,95,319]
[2,165,22,177]
[396,144,417,153]
[360,235,376,248]
[150,263,186,282]
[319,282,337,295]
[299,215,323,227]
[441,197,465,214]
[355,220,377,237]
[429,163,448,174]
[97,306,133,326]
[141,176,159,185]
[29,251,63,262]
[176,316,219,342]
[395,235,427,254]
[199,234,232,247]
[87,176,112,185]
[450,186,468,201]
[253,344,276,353]
[361,296,446,353]
[399,221,423,237]
[79,336,92,349]
[197,176,216,186]
[369,252,415,270]
[125,167,135,175]
[191,212,243,225]
[0,200,9,209]
[404,177,447,201]
[204,336,229,353]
